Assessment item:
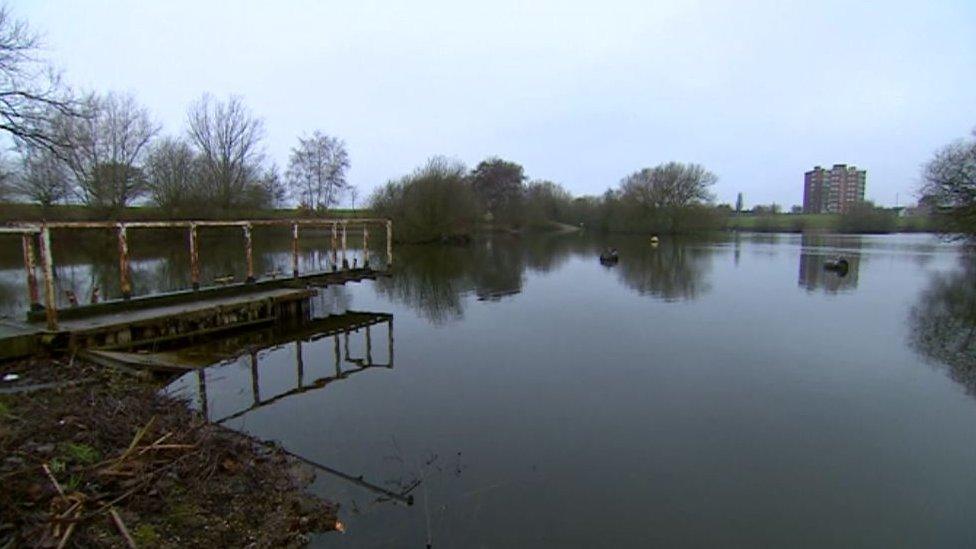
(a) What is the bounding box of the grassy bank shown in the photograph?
[725,213,939,233]
[0,358,340,547]
[0,203,371,223]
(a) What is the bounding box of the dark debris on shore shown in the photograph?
[0,357,340,547]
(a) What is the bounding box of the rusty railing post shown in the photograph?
[189,223,200,290]
[341,221,348,270]
[37,224,57,330]
[362,223,370,268]
[330,222,338,272]
[117,223,132,299]
[243,223,255,283]
[386,220,393,269]
[291,222,300,278]
[21,232,40,310]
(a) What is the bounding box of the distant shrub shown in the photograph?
[838,202,897,233]
[369,157,479,243]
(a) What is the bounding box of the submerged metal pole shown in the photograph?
[250,349,260,405]
[243,223,255,283]
[197,368,209,421]
[333,334,341,377]
[296,339,304,387]
[37,225,57,330]
[386,220,393,269]
[21,233,39,310]
[365,324,373,365]
[117,223,131,299]
[291,223,300,278]
[388,318,394,368]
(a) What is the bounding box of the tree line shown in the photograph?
[369,156,722,242]
[0,6,352,217]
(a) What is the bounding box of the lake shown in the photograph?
[5,231,976,547]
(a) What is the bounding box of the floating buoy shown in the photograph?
[599,248,619,265]
[650,235,659,244]
[823,257,850,275]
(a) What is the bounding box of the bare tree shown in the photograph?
[922,128,976,238]
[0,5,77,152]
[146,136,199,212]
[620,162,716,210]
[286,131,349,210]
[260,163,288,209]
[187,94,265,209]
[11,143,71,206]
[58,92,159,210]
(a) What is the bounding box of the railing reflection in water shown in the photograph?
[181,311,394,424]
[169,310,410,505]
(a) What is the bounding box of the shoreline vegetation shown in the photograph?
[365,157,950,244]
[0,357,341,547]
[0,201,942,238]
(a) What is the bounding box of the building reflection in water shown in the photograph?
[798,234,862,293]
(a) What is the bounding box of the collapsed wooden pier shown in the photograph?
[0,218,393,359]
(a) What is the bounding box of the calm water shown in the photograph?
[6,231,976,547]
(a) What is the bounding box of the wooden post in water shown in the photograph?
[243,223,255,283]
[341,221,348,269]
[117,223,131,299]
[291,223,300,278]
[37,224,57,330]
[21,233,39,310]
[189,223,200,290]
[386,220,393,268]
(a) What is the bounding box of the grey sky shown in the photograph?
[13,0,976,207]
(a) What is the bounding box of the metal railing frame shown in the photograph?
[1,218,394,331]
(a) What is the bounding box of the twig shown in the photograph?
[110,508,137,548]
[55,508,80,549]
[42,463,65,498]
[55,523,75,549]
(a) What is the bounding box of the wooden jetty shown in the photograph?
[0,218,393,360]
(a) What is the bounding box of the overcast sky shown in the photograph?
[12,0,976,207]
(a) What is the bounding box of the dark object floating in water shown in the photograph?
[823,257,850,274]
[599,248,619,265]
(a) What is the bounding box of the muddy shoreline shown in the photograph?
[0,356,341,547]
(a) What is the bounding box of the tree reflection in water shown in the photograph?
[377,234,715,321]
[909,257,976,393]
[613,239,713,301]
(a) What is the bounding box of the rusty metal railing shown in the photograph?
[1,218,394,331]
